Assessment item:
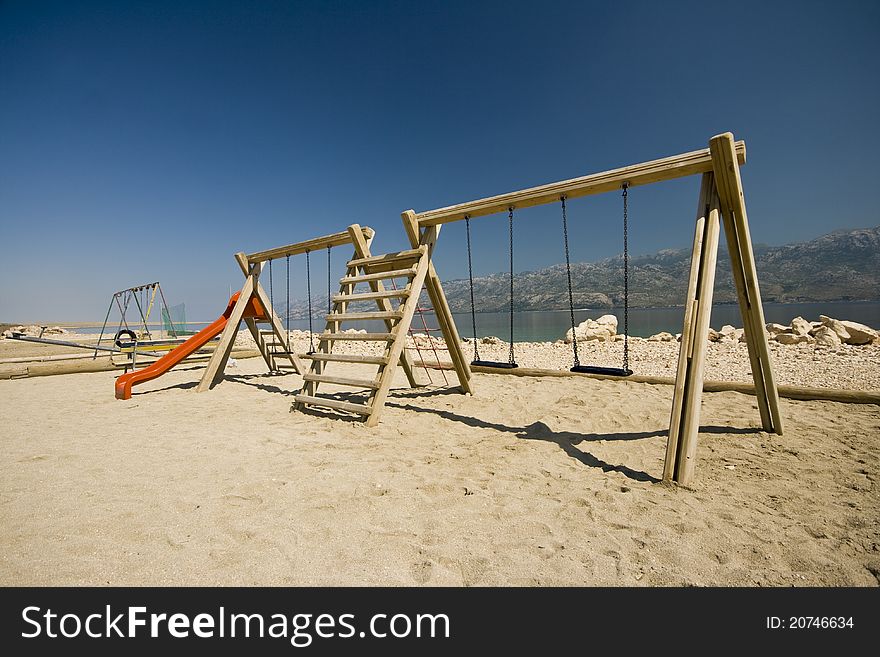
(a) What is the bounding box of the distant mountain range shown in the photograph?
[281,226,879,318]
[436,225,880,313]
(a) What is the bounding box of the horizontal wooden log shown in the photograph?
[414,141,747,226]
[413,361,880,405]
[0,350,262,380]
[246,226,375,264]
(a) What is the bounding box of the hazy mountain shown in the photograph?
[280,226,879,318]
[439,225,880,313]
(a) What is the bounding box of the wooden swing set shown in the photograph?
[200,132,782,485]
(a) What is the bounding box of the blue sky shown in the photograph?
[1,0,878,321]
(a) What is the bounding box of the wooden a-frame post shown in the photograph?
[665,133,783,485]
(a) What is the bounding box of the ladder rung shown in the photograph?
[319,332,394,342]
[299,353,388,365]
[275,362,298,368]
[259,330,275,335]
[325,311,403,322]
[347,246,426,269]
[339,267,417,285]
[294,394,372,416]
[333,290,409,303]
[303,374,379,389]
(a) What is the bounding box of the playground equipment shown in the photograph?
[294,132,780,485]
[196,225,430,415]
[95,282,176,355]
[114,291,267,399]
[124,132,780,485]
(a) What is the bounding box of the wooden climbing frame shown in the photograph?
[402,132,783,485]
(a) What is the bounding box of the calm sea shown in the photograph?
[79,301,880,343]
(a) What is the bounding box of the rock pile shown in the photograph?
[765,315,878,346]
[564,314,618,343]
[1,325,68,339]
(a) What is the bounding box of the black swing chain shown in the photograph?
[465,216,481,362]
[306,250,315,353]
[327,245,332,315]
[561,196,580,367]
[622,182,629,373]
[508,207,515,366]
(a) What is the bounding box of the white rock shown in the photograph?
[790,316,812,336]
[765,322,788,337]
[481,336,501,345]
[819,315,850,342]
[839,320,878,346]
[646,332,675,342]
[813,326,841,347]
[775,332,813,345]
[564,315,617,343]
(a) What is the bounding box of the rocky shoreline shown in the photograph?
[227,314,880,393]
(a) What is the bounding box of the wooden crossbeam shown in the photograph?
[414,141,746,226]
[246,227,375,264]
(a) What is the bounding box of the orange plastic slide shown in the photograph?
[114,292,266,400]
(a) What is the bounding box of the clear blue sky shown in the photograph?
[2,0,878,321]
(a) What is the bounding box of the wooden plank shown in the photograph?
[364,228,433,427]
[300,352,388,365]
[325,311,404,322]
[710,132,783,435]
[318,332,395,341]
[664,173,713,482]
[293,394,372,415]
[414,361,880,405]
[196,272,257,392]
[415,141,747,226]
[246,226,374,264]
[332,289,409,303]
[402,210,474,394]
[339,267,417,285]
[347,247,427,268]
[302,373,380,389]
[670,185,723,485]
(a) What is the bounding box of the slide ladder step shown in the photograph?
[299,353,388,365]
[325,311,403,322]
[339,267,417,285]
[294,394,372,416]
[319,332,394,342]
[346,246,426,269]
[332,289,409,303]
[302,374,379,389]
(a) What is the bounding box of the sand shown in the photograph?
[1,351,878,586]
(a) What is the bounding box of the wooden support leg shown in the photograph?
[196,273,257,392]
[710,132,783,435]
[664,173,721,484]
[401,210,473,395]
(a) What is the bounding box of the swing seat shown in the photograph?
[570,365,632,377]
[472,360,519,369]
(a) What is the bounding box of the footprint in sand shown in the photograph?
[221,493,264,508]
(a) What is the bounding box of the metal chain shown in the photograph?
[622,183,629,373]
[561,197,580,367]
[465,216,481,361]
[508,207,515,365]
[306,250,315,353]
[285,255,291,353]
[327,246,332,315]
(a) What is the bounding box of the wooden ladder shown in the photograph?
[293,243,430,426]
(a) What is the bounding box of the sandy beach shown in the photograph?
[1,331,878,586]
